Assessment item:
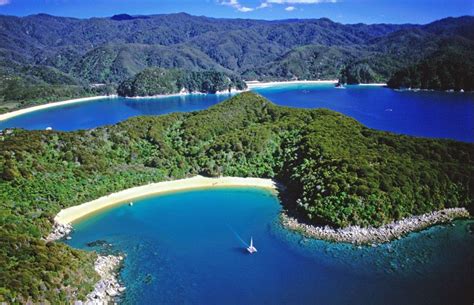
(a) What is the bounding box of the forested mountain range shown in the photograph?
[1,13,472,83]
[0,13,473,111]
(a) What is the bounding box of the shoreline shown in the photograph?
[85,255,125,304]
[281,208,470,245]
[50,175,275,304]
[356,83,387,86]
[123,88,244,100]
[51,174,470,245]
[246,80,338,89]
[0,95,117,122]
[245,80,388,89]
[0,82,392,123]
[54,175,277,225]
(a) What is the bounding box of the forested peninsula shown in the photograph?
[1,92,472,303]
[387,49,474,91]
[117,68,246,97]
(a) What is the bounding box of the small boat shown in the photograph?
[247,237,257,254]
[129,202,133,206]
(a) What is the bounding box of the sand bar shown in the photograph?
[0,95,117,122]
[55,175,277,225]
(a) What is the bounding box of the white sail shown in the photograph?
[247,237,257,253]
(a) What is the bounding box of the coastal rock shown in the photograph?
[45,222,73,241]
[85,255,125,304]
[46,223,125,304]
[281,207,470,245]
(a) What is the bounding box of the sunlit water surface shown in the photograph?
[1,85,473,142]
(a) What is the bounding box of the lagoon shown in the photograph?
[1,84,473,142]
[66,187,474,305]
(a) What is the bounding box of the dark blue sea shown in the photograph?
[67,188,474,305]
[1,84,473,142]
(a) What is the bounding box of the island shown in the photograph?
[0,92,472,303]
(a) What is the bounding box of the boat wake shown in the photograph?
[226,224,249,247]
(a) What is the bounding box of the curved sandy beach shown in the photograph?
[51,175,470,245]
[54,175,277,225]
[0,95,117,122]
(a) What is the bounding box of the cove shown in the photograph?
[66,187,474,305]
[1,85,473,142]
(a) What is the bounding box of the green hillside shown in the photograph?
[1,14,473,106]
[1,92,472,302]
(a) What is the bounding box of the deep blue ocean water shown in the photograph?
[67,188,474,305]
[1,84,473,142]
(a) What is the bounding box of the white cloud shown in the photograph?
[238,6,254,12]
[0,0,11,6]
[219,0,336,13]
[255,0,336,11]
[219,0,254,12]
[267,0,337,3]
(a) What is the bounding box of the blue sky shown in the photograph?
[0,0,472,24]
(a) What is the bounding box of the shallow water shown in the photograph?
[1,85,473,142]
[66,188,474,305]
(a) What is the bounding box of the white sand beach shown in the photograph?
[55,176,277,225]
[246,80,338,89]
[357,83,387,86]
[0,95,117,122]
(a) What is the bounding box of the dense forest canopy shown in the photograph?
[1,92,472,302]
[387,48,474,91]
[116,68,247,97]
[0,14,473,111]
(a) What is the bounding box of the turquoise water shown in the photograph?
[1,85,473,142]
[66,188,474,305]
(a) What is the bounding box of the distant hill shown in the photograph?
[387,48,474,91]
[0,13,412,83]
[0,13,473,109]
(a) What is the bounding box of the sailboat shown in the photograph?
[247,237,257,254]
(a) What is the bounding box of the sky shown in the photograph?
[0,0,472,24]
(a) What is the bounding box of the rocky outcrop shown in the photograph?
[46,223,125,304]
[45,221,72,241]
[281,207,470,245]
[80,255,125,305]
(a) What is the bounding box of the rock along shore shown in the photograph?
[46,221,125,304]
[281,207,470,245]
[80,255,125,305]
